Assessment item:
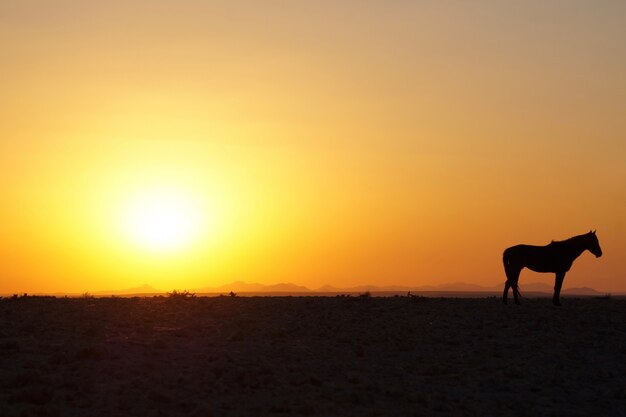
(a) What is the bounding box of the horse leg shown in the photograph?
[505,265,522,305]
[502,281,511,304]
[503,253,515,305]
[553,272,565,306]
[503,260,521,305]
[512,274,521,305]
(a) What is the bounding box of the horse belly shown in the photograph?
[525,262,558,273]
[525,257,571,274]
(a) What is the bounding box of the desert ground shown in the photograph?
[0,295,625,417]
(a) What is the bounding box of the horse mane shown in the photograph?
[553,232,590,245]
[548,233,592,251]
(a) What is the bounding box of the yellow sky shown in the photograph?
[1,1,625,293]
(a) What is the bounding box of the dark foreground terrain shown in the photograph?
[1,296,625,417]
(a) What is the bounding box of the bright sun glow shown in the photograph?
[122,187,205,252]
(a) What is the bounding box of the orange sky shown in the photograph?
[1,1,625,293]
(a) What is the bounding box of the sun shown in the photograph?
[122,187,204,252]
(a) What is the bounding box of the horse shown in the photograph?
[502,231,603,306]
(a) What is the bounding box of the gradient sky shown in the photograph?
[1,1,625,293]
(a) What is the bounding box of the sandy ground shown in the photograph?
[0,295,625,417]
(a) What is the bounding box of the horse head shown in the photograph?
[586,230,603,258]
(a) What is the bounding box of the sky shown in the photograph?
[1,1,625,293]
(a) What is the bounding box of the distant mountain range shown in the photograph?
[86,280,610,296]
[3,281,610,298]
[191,281,606,296]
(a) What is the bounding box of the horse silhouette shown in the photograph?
[503,231,603,306]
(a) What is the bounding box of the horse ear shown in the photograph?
[593,229,596,234]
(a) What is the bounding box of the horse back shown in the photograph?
[504,244,571,273]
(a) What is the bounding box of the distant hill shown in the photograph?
[562,287,603,296]
[419,282,493,292]
[94,284,162,296]
[195,281,311,294]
